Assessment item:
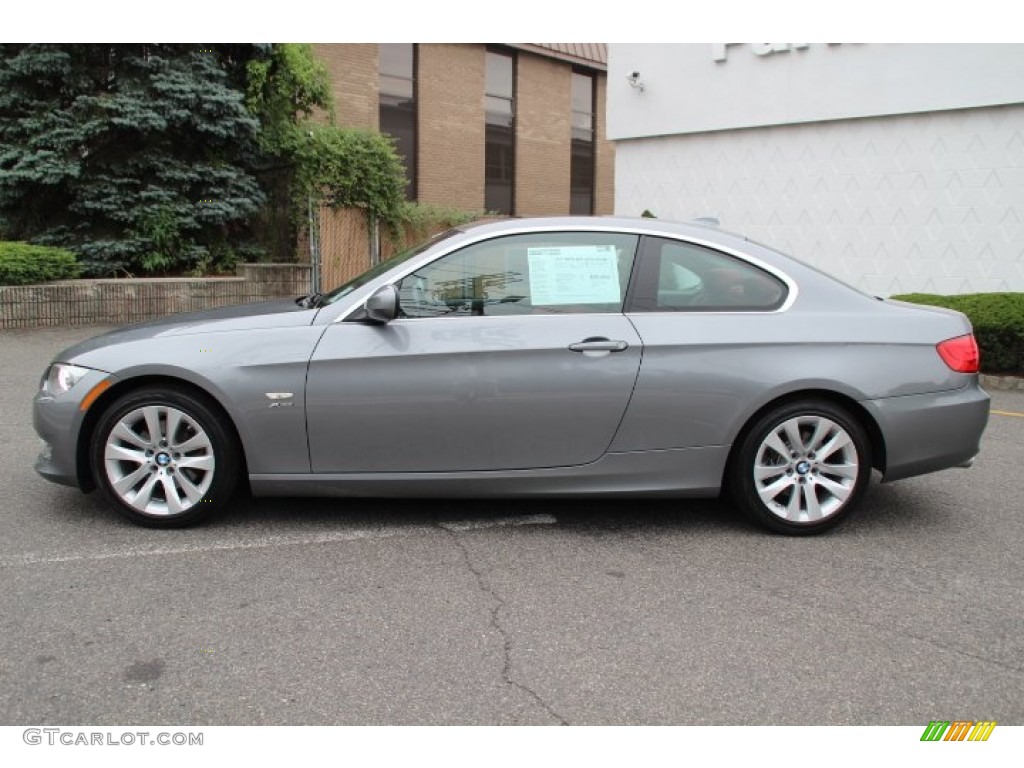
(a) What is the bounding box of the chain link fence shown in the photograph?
[316,207,375,292]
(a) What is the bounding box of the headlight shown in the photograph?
[43,363,90,396]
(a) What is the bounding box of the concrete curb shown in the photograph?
[980,374,1024,392]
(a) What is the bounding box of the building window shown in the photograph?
[485,49,515,215]
[570,71,595,215]
[379,43,417,199]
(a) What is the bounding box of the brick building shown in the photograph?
[312,43,614,217]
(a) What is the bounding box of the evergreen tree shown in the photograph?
[0,44,266,276]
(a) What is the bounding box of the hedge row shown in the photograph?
[891,293,1024,374]
[0,242,81,286]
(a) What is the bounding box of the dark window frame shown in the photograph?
[570,68,597,216]
[379,43,418,200]
[485,47,516,216]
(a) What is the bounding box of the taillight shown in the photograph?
[936,334,980,373]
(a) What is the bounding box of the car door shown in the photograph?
[305,231,642,473]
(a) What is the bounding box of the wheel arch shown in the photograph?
[722,388,886,487]
[76,374,248,492]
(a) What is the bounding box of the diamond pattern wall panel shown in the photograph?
[615,104,1024,295]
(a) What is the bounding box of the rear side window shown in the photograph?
[397,232,640,318]
[628,237,787,312]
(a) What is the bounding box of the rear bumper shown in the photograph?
[864,380,990,482]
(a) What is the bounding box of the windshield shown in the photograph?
[318,228,463,306]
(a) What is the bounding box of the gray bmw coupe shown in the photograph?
[33,217,989,534]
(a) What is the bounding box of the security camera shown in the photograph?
[630,70,640,79]
[627,71,645,92]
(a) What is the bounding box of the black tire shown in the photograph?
[90,385,239,528]
[729,399,872,535]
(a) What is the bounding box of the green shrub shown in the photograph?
[0,242,81,286]
[393,202,484,242]
[891,293,1024,374]
[372,202,487,261]
[290,123,408,238]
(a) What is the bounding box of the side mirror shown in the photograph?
[361,284,399,324]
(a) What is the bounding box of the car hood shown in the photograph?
[55,298,318,364]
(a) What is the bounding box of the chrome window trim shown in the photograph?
[333,224,799,323]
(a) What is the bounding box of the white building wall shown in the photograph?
[615,105,1024,296]
[608,44,1024,139]
[609,44,1024,296]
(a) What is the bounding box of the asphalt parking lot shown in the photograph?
[1,326,1022,725]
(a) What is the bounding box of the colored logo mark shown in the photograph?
[920,720,996,742]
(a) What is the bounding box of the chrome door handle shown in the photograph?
[569,338,629,353]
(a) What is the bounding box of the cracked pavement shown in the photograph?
[1,326,1022,725]
[441,522,569,725]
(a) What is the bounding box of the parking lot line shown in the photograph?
[990,409,1024,418]
[439,514,558,531]
[0,516,559,568]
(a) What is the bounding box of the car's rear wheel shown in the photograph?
[90,386,239,527]
[730,399,872,535]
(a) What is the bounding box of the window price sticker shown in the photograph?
[528,245,621,305]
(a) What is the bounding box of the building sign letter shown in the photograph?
[714,43,811,62]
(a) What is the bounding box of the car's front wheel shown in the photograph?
[90,386,239,527]
[730,400,872,535]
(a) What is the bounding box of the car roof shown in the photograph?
[456,215,743,241]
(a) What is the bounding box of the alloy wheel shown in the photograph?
[103,405,216,516]
[752,415,860,523]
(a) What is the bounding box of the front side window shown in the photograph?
[397,232,640,318]
[629,237,787,312]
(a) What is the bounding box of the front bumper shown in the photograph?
[864,380,990,482]
[33,368,115,490]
